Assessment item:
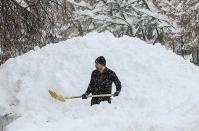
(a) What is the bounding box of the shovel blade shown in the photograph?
[49,90,66,102]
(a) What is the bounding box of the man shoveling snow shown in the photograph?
[82,56,122,106]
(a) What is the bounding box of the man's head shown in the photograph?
[95,56,106,71]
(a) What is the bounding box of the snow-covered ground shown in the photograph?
[1,32,199,131]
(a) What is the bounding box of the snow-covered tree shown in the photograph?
[0,0,198,64]
[68,0,175,43]
[152,0,199,55]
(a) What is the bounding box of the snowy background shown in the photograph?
[1,32,199,131]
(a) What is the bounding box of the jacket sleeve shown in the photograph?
[112,71,122,92]
[85,71,94,95]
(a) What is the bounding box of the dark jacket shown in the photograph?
[85,67,122,105]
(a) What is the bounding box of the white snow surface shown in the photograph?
[1,32,199,131]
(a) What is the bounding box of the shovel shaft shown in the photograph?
[64,94,113,99]
[88,94,113,98]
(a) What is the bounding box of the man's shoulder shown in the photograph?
[91,68,115,74]
[92,69,99,74]
[106,68,115,74]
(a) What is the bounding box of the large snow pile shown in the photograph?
[1,32,199,131]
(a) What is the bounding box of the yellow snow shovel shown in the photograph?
[49,90,113,102]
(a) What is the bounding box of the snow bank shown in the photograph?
[1,32,199,131]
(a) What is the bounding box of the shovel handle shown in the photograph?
[88,94,113,98]
[64,94,113,99]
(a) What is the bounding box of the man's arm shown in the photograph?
[112,71,122,96]
[82,71,95,99]
[85,71,95,95]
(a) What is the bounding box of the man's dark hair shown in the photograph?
[95,56,106,66]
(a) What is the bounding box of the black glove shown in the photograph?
[82,93,88,99]
[114,91,120,97]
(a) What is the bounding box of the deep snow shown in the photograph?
[1,32,199,131]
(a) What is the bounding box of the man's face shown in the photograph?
[95,63,104,71]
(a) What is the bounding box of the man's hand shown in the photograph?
[113,91,120,97]
[82,94,88,99]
